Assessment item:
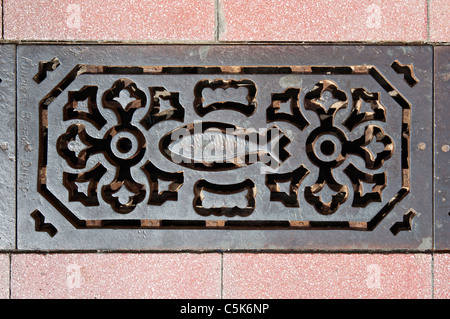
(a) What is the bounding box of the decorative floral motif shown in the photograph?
[57,79,147,213]
[56,77,394,217]
[303,80,393,215]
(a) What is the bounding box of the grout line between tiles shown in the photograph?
[0,249,442,254]
[0,40,447,45]
[431,252,435,298]
[214,0,219,42]
[427,0,431,42]
[8,253,11,299]
[220,252,223,299]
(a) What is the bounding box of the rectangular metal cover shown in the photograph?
[16,45,433,250]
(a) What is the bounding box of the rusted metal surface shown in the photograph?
[15,45,433,250]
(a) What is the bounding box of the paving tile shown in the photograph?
[433,253,450,299]
[0,254,9,299]
[0,45,16,249]
[219,0,428,42]
[11,253,221,299]
[222,253,432,299]
[3,0,215,41]
[16,44,433,250]
[434,46,450,250]
[429,0,450,42]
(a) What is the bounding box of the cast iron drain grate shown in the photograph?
[16,45,433,250]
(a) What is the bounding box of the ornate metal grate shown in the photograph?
[16,45,434,250]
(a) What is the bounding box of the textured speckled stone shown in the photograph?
[434,254,450,299]
[219,0,427,42]
[11,253,221,299]
[222,254,432,299]
[4,0,215,41]
[0,254,9,299]
[429,0,450,42]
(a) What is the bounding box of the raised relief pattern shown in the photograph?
[34,62,414,234]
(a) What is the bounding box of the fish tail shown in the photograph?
[262,126,291,166]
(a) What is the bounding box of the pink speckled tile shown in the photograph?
[429,0,450,42]
[11,253,221,299]
[0,254,9,299]
[434,254,450,298]
[219,0,427,42]
[4,0,215,41]
[223,254,432,299]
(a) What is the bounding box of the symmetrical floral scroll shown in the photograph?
[39,58,411,236]
[56,77,395,218]
[268,80,393,215]
[57,78,185,214]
